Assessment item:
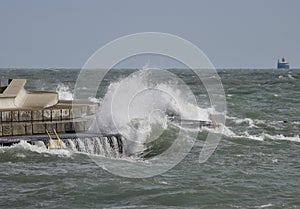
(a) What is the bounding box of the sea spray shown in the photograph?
[56,83,74,100]
[90,68,213,156]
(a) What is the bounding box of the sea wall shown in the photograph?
[0,101,98,137]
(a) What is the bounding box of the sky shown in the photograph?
[0,0,299,69]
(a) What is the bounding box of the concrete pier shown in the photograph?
[0,79,125,154]
[0,100,98,137]
[0,78,99,140]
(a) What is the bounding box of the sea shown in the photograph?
[0,68,299,209]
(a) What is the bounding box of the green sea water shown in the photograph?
[0,68,299,208]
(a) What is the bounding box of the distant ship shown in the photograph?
[277,57,290,69]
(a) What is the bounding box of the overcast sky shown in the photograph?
[0,0,299,69]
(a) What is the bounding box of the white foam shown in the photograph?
[90,68,214,155]
[264,134,300,143]
[227,116,265,127]
[225,131,300,143]
[15,153,26,158]
[227,116,300,129]
[225,116,300,143]
[88,96,102,104]
[56,83,73,100]
[234,117,257,128]
[3,140,73,157]
[254,203,273,208]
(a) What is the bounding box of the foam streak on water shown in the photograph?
[0,68,300,208]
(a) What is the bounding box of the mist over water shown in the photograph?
[0,68,300,208]
[90,68,212,156]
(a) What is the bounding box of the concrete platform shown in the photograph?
[0,79,58,109]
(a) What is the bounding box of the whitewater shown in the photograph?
[0,68,299,208]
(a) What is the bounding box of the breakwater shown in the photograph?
[0,100,98,137]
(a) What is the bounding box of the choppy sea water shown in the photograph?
[0,68,299,208]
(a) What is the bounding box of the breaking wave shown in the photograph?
[89,68,214,157]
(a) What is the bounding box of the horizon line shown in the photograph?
[0,67,299,70]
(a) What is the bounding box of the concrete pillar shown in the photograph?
[32,123,45,134]
[64,122,74,133]
[19,110,31,121]
[12,111,19,122]
[32,110,43,121]
[52,109,61,120]
[25,123,33,135]
[61,109,70,120]
[43,109,51,121]
[12,124,26,136]
[46,123,56,132]
[1,111,11,122]
[56,122,65,133]
[75,121,85,132]
[70,107,82,119]
[2,124,12,136]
